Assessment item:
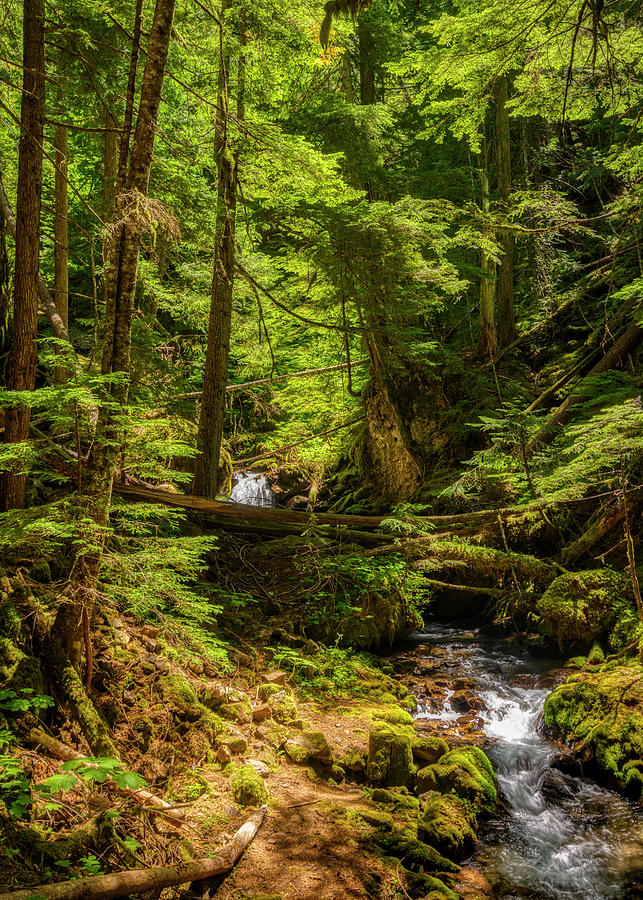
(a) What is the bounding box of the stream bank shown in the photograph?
[393,624,643,899]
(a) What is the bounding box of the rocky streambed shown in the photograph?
[392,624,643,899]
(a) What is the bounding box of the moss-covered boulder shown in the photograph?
[413,735,449,765]
[284,730,333,766]
[418,792,478,861]
[367,723,415,787]
[377,830,460,874]
[536,569,635,650]
[544,662,643,798]
[159,675,201,721]
[415,747,496,815]
[231,764,269,806]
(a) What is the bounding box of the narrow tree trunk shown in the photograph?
[0,0,45,511]
[193,1,241,499]
[479,152,498,358]
[495,75,516,346]
[52,0,177,669]
[54,121,69,383]
[101,107,119,223]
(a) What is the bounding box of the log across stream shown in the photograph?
[392,625,643,899]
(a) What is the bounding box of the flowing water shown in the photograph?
[405,624,643,899]
[230,471,275,507]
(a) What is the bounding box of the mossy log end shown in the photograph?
[45,639,117,758]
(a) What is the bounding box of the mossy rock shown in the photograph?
[413,735,449,764]
[544,662,643,797]
[418,791,477,861]
[231,764,269,807]
[537,569,634,650]
[366,705,414,726]
[587,641,605,665]
[270,692,299,725]
[416,747,496,815]
[377,831,460,874]
[371,787,420,815]
[367,723,415,788]
[220,701,252,725]
[284,730,333,765]
[258,683,285,702]
[159,675,202,721]
[420,877,459,900]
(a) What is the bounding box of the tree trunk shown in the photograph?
[495,75,516,346]
[479,152,497,358]
[52,0,177,669]
[101,107,119,223]
[0,0,45,511]
[54,121,69,383]
[193,0,241,499]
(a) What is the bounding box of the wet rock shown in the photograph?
[450,689,483,713]
[539,767,581,803]
[452,866,494,898]
[550,752,583,777]
[415,746,497,815]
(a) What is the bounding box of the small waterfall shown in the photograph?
[230,471,276,507]
[412,626,643,899]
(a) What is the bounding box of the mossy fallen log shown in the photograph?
[0,805,267,900]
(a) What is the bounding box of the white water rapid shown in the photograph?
[412,625,643,899]
[230,471,276,507]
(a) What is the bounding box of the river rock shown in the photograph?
[549,752,583,777]
[539,767,581,803]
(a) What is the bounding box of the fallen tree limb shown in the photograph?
[179,359,369,399]
[530,318,643,448]
[234,417,365,465]
[27,728,184,826]
[561,496,632,567]
[0,805,267,900]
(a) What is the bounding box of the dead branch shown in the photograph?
[0,805,266,900]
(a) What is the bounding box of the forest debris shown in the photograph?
[0,805,267,900]
[27,728,185,826]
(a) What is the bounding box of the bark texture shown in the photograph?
[52,0,177,669]
[479,155,498,358]
[54,120,69,382]
[193,0,240,499]
[0,0,45,511]
[495,75,516,346]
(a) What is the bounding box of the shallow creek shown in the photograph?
[393,624,643,899]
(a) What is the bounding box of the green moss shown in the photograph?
[415,747,496,815]
[420,877,459,900]
[537,570,634,650]
[159,675,201,720]
[220,701,252,724]
[418,792,477,861]
[365,705,414,726]
[271,692,299,725]
[258,683,284,702]
[284,730,333,765]
[588,641,605,665]
[377,831,460,874]
[367,723,415,788]
[0,602,21,641]
[231,764,269,807]
[412,736,449,764]
[544,662,643,797]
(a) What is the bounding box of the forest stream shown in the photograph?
[393,626,643,899]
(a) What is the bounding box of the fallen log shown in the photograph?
[178,358,369,399]
[0,805,266,900]
[561,497,631,567]
[27,728,184,826]
[530,318,643,448]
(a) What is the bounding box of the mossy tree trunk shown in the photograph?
[54,115,69,383]
[0,0,45,512]
[479,147,497,359]
[495,75,516,347]
[53,0,177,670]
[193,1,244,499]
